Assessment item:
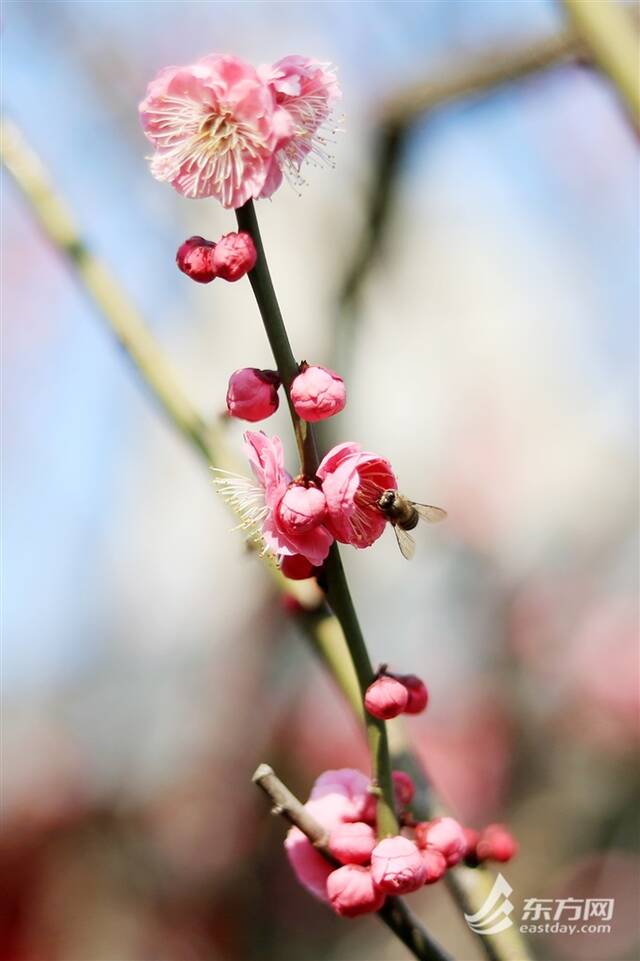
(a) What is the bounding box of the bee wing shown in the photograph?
[413,503,447,524]
[393,524,416,560]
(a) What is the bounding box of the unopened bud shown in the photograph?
[176,235,216,283]
[364,675,409,720]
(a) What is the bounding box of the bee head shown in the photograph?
[378,489,395,511]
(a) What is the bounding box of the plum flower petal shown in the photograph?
[214,431,334,566]
[262,511,333,567]
[139,54,281,206]
[259,55,341,189]
[243,431,289,506]
[317,443,397,549]
[309,769,374,824]
[284,791,362,902]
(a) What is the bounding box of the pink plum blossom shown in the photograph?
[290,365,346,422]
[316,443,397,549]
[243,431,333,566]
[285,826,334,901]
[327,864,386,917]
[139,54,290,206]
[328,822,377,866]
[370,836,427,894]
[309,768,374,824]
[259,56,341,193]
[226,368,280,421]
[284,771,373,902]
[212,231,257,281]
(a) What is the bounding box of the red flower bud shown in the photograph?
[397,673,429,714]
[392,770,416,809]
[476,824,518,863]
[328,822,377,866]
[291,364,346,422]
[226,367,280,422]
[415,817,466,867]
[421,847,448,884]
[211,231,257,281]
[176,235,216,283]
[463,826,480,854]
[280,554,315,581]
[327,864,386,917]
[364,675,409,720]
[371,836,426,894]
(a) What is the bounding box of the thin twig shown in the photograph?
[378,31,579,128]
[253,764,454,961]
[338,31,580,314]
[2,117,533,961]
[562,0,639,131]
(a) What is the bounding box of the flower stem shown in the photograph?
[235,200,317,477]
[236,199,397,838]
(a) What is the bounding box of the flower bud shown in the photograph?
[398,674,429,714]
[277,483,326,536]
[211,231,257,281]
[364,675,409,720]
[462,827,480,863]
[226,367,280,422]
[476,824,518,863]
[281,594,305,616]
[291,365,346,422]
[176,235,217,283]
[421,847,448,884]
[392,770,416,809]
[328,822,377,866]
[280,554,315,581]
[371,836,427,894]
[327,864,386,917]
[415,817,466,867]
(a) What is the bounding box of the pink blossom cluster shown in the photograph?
[227,432,399,568]
[140,54,340,207]
[286,769,517,917]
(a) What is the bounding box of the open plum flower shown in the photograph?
[140,52,339,206]
[214,431,333,567]
[259,55,341,192]
[139,54,289,206]
[317,442,397,549]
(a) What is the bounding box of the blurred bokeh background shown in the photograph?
[2,1,639,959]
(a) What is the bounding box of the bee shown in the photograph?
[377,489,447,560]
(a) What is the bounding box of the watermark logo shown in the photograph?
[464,875,614,938]
[464,874,515,935]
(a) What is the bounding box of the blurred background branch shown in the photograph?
[336,8,638,367]
[562,0,640,130]
[337,30,581,320]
